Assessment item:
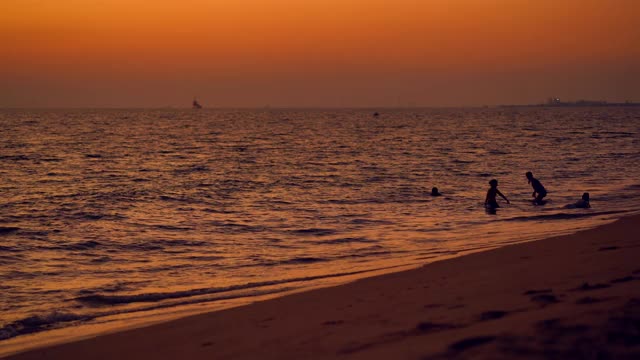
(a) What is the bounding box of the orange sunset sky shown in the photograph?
[1,0,639,108]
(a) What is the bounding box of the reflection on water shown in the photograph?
[1,107,639,343]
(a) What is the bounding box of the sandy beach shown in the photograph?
[5,214,640,359]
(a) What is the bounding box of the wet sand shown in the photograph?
[5,214,640,359]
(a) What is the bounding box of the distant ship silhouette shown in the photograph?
[192,98,203,109]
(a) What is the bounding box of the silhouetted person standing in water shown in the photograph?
[485,179,510,210]
[526,171,547,205]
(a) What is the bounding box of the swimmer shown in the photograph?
[566,192,591,209]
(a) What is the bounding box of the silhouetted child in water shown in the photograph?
[526,171,547,205]
[485,179,510,209]
[431,187,442,196]
[566,192,591,209]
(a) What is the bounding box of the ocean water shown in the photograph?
[1,107,639,346]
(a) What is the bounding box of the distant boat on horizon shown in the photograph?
[192,98,203,109]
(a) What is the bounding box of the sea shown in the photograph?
[1,107,639,352]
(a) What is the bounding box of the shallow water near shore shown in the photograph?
[1,107,639,347]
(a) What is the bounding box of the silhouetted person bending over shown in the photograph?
[431,187,442,196]
[485,179,510,209]
[526,171,547,205]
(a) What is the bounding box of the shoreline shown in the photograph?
[3,214,640,359]
[1,211,629,355]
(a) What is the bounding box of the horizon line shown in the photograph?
[2,103,638,111]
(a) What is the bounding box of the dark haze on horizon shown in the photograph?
[1,0,639,108]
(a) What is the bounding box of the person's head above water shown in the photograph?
[489,179,498,187]
[582,192,590,201]
[431,187,441,196]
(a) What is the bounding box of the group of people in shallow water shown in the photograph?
[431,171,591,213]
[483,172,548,208]
[483,171,590,212]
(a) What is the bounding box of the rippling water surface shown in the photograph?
[1,107,639,345]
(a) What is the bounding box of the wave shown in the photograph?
[0,254,24,265]
[0,155,30,161]
[622,184,640,190]
[0,227,20,235]
[159,195,187,202]
[208,221,266,234]
[289,228,337,237]
[501,210,632,222]
[40,157,63,162]
[0,245,21,252]
[74,268,384,306]
[76,281,146,296]
[0,284,301,342]
[1,286,284,341]
[44,238,212,253]
[313,237,376,245]
[73,212,108,221]
[349,219,394,225]
[154,225,193,231]
[279,257,327,265]
[89,256,113,264]
[0,312,93,341]
[60,240,103,251]
[173,165,209,173]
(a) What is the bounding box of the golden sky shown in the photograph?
[1,0,639,107]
